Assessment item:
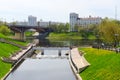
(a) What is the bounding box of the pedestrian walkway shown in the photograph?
[70,48,90,73]
[11,44,33,61]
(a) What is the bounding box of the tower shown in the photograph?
[70,13,78,31]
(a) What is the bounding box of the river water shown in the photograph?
[38,39,95,47]
[5,58,76,80]
[5,38,95,80]
[5,47,76,80]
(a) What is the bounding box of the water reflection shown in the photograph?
[39,39,95,47]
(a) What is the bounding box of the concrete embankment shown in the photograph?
[2,39,39,80]
[69,47,90,80]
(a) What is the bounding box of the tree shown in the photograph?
[49,23,69,33]
[98,18,120,44]
[64,23,69,32]
[0,25,10,35]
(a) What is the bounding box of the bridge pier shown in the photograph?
[8,25,50,41]
[14,32,26,41]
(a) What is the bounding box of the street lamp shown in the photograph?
[114,34,119,48]
[114,34,119,53]
[96,34,100,49]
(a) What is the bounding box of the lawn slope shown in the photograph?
[0,42,20,78]
[48,32,82,40]
[79,48,120,80]
[0,33,28,79]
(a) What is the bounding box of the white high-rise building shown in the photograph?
[70,13,102,31]
[70,13,78,31]
[28,15,37,26]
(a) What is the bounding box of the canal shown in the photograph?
[5,38,95,80]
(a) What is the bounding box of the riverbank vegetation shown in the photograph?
[79,48,120,80]
[0,24,29,79]
[48,32,96,40]
[25,31,35,37]
[0,39,28,79]
[0,42,20,78]
[0,33,28,79]
[48,32,82,40]
[49,18,120,45]
[48,22,97,40]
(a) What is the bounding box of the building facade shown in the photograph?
[8,15,64,27]
[70,13,102,31]
[28,15,37,26]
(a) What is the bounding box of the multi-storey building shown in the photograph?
[8,15,64,27]
[70,13,102,31]
[28,15,37,26]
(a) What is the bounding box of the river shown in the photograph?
[38,39,95,47]
[4,37,95,80]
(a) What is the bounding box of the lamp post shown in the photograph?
[114,34,119,53]
[96,34,100,49]
[114,34,119,47]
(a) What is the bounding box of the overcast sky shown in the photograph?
[0,0,120,22]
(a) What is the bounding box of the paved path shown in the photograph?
[10,39,39,61]
[71,48,90,73]
[11,44,33,61]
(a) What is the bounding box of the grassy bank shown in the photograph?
[47,32,96,40]
[48,32,82,40]
[0,42,20,78]
[0,33,29,79]
[79,48,120,80]
[25,31,35,37]
[0,33,28,46]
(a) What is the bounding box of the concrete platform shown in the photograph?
[71,48,90,72]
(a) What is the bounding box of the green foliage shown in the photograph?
[48,32,97,40]
[0,33,28,46]
[49,23,69,33]
[0,42,20,79]
[25,31,35,37]
[9,39,28,46]
[48,32,82,40]
[79,48,120,80]
[98,18,120,43]
[77,25,98,39]
[0,33,8,38]
[0,34,28,79]
[0,25,10,35]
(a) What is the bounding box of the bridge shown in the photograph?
[7,25,51,41]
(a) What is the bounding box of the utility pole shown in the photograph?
[115,5,117,20]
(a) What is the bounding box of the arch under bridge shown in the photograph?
[7,25,51,41]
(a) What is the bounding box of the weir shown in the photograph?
[4,47,78,80]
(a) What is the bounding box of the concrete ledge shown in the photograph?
[69,55,82,80]
[70,48,90,73]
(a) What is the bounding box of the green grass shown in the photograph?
[48,32,82,40]
[0,33,28,46]
[79,48,120,80]
[25,31,35,37]
[48,32,96,40]
[0,33,28,79]
[0,33,8,38]
[8,39,28,46]
[0,42,20,79]
[88,35,96,39]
